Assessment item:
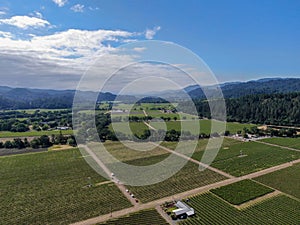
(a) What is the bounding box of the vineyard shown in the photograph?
[97,141,168,163]
[260,137,300,150]
[126,154,226,203]
[162,138,241,157]
[210,179,274,205]
[98,208,168,225]
[109,122,148,136]
[0,149,132,225]
[255,162,300,199]
[179,193,300,225]
[198,140,300,176]
[164,138,300,177]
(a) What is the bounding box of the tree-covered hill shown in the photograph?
[187,78,300,99]
[179,92,300,126]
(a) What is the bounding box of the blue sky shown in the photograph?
[0,0,299,90]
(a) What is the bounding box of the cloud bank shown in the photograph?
[0,15,50,29]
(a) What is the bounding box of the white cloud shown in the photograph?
[52,0,68,7]
[71,4,85,13]
[101,62,195,94]
[0,31,12,38]
[145,26,161,39]
[133,47,146,52]
[30,11,43,19]
[0,7,8,15]
[88,6,100,11]
[0,15,50,29]
[0,28,141,89]
[0,22,170,91]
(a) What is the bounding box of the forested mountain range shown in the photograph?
[0,78,299,110]
[0,87,131,109]
[178,92,300,126]
[186,78,300,99]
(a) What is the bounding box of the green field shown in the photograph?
[178,112,198,120]
[78,109,108,115]
[179,193,300,225]
[210,179,274,205]
[125,154,226,203]
[255,162,300,199]
[109,122,148,136]
[146,111,180,119]
[161,137,241,153]
[161,138,300,177]
[90,141,169,163]
[114,103,177,111]
[0,149,132,225]
[109,120,256,137]
[98,208,168,225]
[0,130,73,138]
[151,120,255,135]
[260,137,300,150]
[189,139,300,176]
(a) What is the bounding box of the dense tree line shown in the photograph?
[179,92,300,126]
[76,112,198,142]
[226,92,300,125]
[0,133,77,149]
[0,119,29,132]
[0,110,72,132]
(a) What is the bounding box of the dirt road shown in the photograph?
[152,142,235,179]
[79,145,139,206]
[72,146,300,225]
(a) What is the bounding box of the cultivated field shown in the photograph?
[0,149,131,225]
[210,179,274,205]
[98,208,168,225]
[109,120,256,136]
[192,139,300,176]
[162,138,300,177]
[151,120,255,135]
[90,141,169,163]
[179,193,300,225]
[109,122,148,136]
[260,137,300,150]
[161,138,240,155]
[255,162,300,199]
[125,154,226,203]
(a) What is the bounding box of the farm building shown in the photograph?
[56,126,70,130]
[172,201,195,218]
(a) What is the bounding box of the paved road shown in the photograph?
[73,146,300,225]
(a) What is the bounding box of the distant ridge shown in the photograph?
[186,78,300,99]
[0,77,299,109]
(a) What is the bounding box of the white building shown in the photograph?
[172,201,195,218]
